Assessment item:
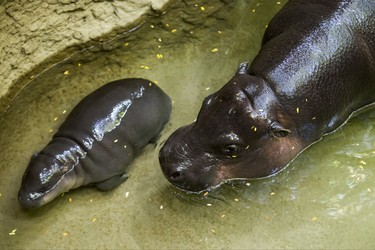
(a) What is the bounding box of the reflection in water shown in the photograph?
[0,0,374,249]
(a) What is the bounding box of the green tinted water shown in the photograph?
[1,0,374,248]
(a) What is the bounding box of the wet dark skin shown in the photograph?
[19,78,171,209]
[159,0,375,192]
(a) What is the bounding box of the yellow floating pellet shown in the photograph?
[200,6,205,11]
[211,48,219,53]
[171,29,177,33]
[64,71,69,75]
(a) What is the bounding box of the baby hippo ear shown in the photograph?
[270,122,291,138]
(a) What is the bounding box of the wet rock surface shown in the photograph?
[0,0,173,112]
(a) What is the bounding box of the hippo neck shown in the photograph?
[249,0,375,142]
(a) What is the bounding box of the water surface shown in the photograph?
[1,0,374,248]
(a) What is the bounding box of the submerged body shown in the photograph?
[159,0,375,192]
[19,78,171,209]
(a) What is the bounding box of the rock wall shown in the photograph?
[0,0,173,111]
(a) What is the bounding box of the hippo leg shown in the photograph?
[96,173,129,191]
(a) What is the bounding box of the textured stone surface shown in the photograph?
[0,0,173,110]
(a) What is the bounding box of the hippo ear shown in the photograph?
[236,62,250,75]
[270,122,291,138]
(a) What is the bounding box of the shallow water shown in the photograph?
[1,0,374,249]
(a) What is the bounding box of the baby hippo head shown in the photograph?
[159,63,303,192]
[18,149,76,209]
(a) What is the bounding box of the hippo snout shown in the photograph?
[18,191,41,209]
[159,125,216,192]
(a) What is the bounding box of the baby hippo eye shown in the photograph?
[222,144,243,155]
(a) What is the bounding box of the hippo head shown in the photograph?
[18,152,76,209]
[159,62,304,192]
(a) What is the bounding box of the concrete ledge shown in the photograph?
[0,0,174,111]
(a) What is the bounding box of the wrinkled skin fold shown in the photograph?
[19,78,171,209]
[159,0,375,192]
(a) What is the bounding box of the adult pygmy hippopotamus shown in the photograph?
[159,0,375,192]
[19,78,171,209]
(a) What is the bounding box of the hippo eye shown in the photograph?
[222,144,243,155]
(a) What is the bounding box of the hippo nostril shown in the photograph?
[170,171,182,181]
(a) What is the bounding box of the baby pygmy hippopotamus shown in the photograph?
[19,78,171,209]
[159,0,375,192]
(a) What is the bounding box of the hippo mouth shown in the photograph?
[18,169,76,209]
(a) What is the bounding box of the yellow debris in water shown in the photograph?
[171,29,177,33]
[203,192,209,196]
[221,214,226,218]
[156,53,163,59]
[69,197,72,203]
[296,107,300,113]
[211,48,219,53]
[150,25,155,28]
[149,82,153,87]
[200,6,205,11]
[78,63,81,67]
[270,192,275,196]
[217,30,222,34]
[9,229,17,236]
[207,203,212,207]
[360,160,367,165]
[53,117,58,121]
[277,1,281,4]
[311,216,318,221]
[234,198,239,202]
[64,71,69,75]
[165,23,170,27]
[30,75,35,79]
[160,205,164,210]
[62,110,67,114]
[124,42,129,46]
[140,65,150,70]
[252,9,256,13]
[63,232,69,237]
[92,218,97,223]
[211,229,216,234]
